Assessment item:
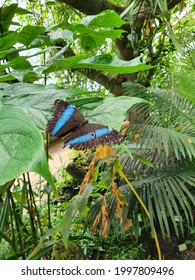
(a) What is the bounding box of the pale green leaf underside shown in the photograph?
[0,82,92,129]
[86,96,148,131]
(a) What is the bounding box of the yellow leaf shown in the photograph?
[121,120,130,135]
[96,145,112,159]
[72,224,85,229]
[187,138,193,144]
[133,128,142,141]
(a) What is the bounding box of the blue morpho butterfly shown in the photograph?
[46,99,123,150]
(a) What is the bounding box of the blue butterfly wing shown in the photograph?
[47,99,123,150]
[63,123,123,150]
[47,99,86,137]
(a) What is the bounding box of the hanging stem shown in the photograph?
[117,168,162,260]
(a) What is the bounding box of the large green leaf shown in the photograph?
[68,10,126,51]
[44,54,154,75]
[43,55,87,74]
[0,69,39,83]
[61,184,93,247]
[18,25,46,46]
[0,56,32,72]
[79,29,124,51]
[49,30,74,43]
[0,32,19,51]
[78,10,126,28]
[0,105,54,188]
[68,10,126,52]
[0,3,19,32]
[79,55,155,74]
[0,83,94,129]
[86,96,148,131]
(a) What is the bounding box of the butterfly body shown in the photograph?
[47,99,123,150]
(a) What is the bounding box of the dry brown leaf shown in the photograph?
[79,152,97,194]
[100,196,109,237]
[112,182,128,223]
[124,218,131,231]
[91,212,101,234]
[117,203,123,224]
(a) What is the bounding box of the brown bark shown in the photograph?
[77,69,123,96]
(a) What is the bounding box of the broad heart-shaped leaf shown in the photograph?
[89,10,126,28]
[68,10,126,51]
[85,96,149,131]
[0,105,54,188]
[0,83,95,129]
[77,27,124,51]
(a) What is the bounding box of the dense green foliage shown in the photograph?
[0,0,194,260]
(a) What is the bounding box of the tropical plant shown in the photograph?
[88,82,195,241]
[0,0,194,260]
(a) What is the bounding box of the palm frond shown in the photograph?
[123,82,147,98]
[119,143,181,178]
[87,164,195,238]
[125,125,195,161]
[123,84,195,135]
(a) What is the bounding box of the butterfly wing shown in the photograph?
[63,123,123,150]
[47,99,87,137]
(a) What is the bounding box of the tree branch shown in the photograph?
[56,42,123,95]
[56,0,183,91]
[59,0,120,15]
[76,68,123,96]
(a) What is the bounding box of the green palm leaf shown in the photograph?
[126,125,195,161]
[87,165,195,238]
